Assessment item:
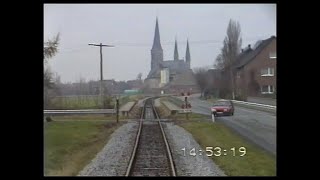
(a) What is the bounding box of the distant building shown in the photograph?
[160,68,169,87]
[126,79,143,90]
[144,17,200,94]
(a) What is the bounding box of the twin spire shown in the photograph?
[152,17,190,63]
[174,37,190,64]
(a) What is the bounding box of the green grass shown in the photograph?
[128,94,144,101]
[168,113,210,121]
[49,96,112,109]
[179,121,276,176]
[49,95,145,110]
[50,115,128,121]
[44,120,124,176]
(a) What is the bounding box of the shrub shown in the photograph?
[235,92,248,101]
[103,96,114,109]
[46,116,53,122]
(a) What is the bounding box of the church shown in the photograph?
[144,18,200,94]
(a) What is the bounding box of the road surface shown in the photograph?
[174,95,276,156]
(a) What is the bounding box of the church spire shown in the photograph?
[174,37,179,61]
[186,38,191,68]
[150,17,163,73]
[152,17,162,50]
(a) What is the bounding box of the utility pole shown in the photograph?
[88,43,114,108]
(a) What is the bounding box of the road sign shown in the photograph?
[182,109,192,113]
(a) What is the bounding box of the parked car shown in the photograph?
[211,100,234,116]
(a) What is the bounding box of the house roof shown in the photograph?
[234,36,276,69]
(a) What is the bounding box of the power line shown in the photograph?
[56,37,268,53]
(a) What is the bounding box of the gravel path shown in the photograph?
[78,121,138,176]
[163,122,226,176]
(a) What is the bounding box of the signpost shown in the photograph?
[181,92,192,120]
[211,110,216,122]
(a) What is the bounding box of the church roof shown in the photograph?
[147,59,190,79]
[151,17,162,51]
[161,60,189,74]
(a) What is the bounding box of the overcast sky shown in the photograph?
[44,4,276,83]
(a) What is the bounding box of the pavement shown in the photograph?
[247,96,276,106]
[173,95,276,156]
[119,102,136,112]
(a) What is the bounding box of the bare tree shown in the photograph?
[44,67,54,108]
[54,72,61,85]
[44,33,60,63]
[214,19,242,99]
[214,54,224,69]
[136,73,142,81]
[194,67,209,98]
[44,33,60,88]
[44,33,60,109]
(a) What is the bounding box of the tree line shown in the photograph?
[194,19,243,100]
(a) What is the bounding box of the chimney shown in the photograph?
[248,44,251,49]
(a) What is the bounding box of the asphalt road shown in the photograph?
[175,95,276,156]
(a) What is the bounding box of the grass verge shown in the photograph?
[168,113,210,121]
[44,120,124,176]
[49,115,128,121]
[206,97,219,103]
[178,121,276,176]
[48,94,145,110]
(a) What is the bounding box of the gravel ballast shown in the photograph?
[78,120,225,176]
[78,121,138,176]
[163,122,226,176]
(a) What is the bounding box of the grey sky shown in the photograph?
[44,4,276,83]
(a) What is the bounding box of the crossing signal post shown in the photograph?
[116,96,119,123]
[181,92,191,120]
[185,95,189,120]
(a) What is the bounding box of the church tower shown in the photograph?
[174,38,179,61]
[185,39,191,69]
[151,17,163,71]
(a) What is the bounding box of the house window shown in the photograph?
[261,68,275,76]
[270,52,276,59]
[261,85,274,94]
[237,72,241,78]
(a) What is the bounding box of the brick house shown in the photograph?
[234,36,276,98]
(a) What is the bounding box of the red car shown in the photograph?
[211,100,234,116]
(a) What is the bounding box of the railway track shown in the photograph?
[125,98,176,176]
